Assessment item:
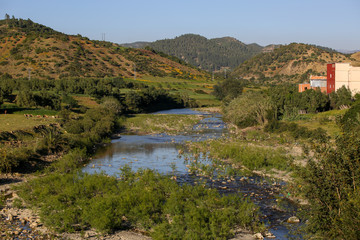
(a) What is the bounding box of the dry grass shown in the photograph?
[72,96,99,108]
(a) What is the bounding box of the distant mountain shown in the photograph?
[337,49,360,54]
[120,41,150,49]
[231,43,357,84]
[0,18,208,80]
[142,34,264,71]
[262,44,282,53]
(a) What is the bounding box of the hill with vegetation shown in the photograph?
[231,43,359,83]
[0,17,208,80]
[145,34,263,71]
[351,51,360,66]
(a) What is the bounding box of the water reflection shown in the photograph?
[83,109,222,175]
[82,108,302,239]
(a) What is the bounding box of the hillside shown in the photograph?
[146,34,263,71]
[351,51,360,66]
[231,43,359,83]
[0,18,208,80]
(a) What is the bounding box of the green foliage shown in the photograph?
[100,97,124,115]
[149,34,262,71]
[296,129,360,239]
[17,169,259,237]
[16,90,61,110]
[48,148,87,173]
[329,85,353,109]
[195,139,292,171]
[35,125,65,154]
[122,113,202,134]
[0,146,34,173]
[224,91,272,128]
[123,87,185,113]
[268,84,330,120]
[265,120,329,142]
[338,101,360,132]
[212,78,244,101]
[62,94,79,109]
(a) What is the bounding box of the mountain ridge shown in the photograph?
[121,34,264,71]
[230,43,360,83]
[0,18,208,80]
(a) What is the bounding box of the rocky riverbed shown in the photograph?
[1,175,265,240]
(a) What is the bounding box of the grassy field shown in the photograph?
[120,113,203,135]
[124,76,220,107]
[0,113,57,132]
[290,109,346,137]
[72,95,99,108]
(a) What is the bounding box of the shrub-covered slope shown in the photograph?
[0,18,208,80]
[231,43,359,83]
[148,34,263,71]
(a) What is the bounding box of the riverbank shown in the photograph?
[1,108,304,239]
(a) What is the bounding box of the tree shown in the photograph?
[329,86,352,109]
[212,78,244,102]
[297,103,360,239]
[100,97,124,115]
[62,95,79,109]
[224,91,272,128]
[5,13,10,25]
[16,90,36,107]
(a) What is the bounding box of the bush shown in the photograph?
[212,78,244,101]
[49,148,87,173]
[296,130,360,239]
[265,120,329,142]
[17,169,260,237]
[224,91,272,128]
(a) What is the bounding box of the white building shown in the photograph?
[330,63,360,94]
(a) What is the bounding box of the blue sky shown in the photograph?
[1,0,359,50]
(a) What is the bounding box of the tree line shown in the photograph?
[0,76,195,113]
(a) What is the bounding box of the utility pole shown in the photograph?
[28,68,31,80]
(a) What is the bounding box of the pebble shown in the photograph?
[287,216,300,223]
[7,213,14,221]
[264,231,276,238]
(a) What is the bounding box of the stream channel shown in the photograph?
[83,108,302,240]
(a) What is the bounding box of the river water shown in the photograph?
[83,109,302,239]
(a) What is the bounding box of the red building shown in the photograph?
[327,64,335,94]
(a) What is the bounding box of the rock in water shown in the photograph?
[287,216,300,223]
[264,231,276,238]
[253,232,264,239]
[7,213,14,221]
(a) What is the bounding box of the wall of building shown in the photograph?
[335,63,350,91]
[349,67,360,93]
[299,83,310,93]
[334,63,360,94]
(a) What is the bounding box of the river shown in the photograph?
[83,108,302,239]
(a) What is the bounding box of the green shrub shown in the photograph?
[193,139,292,171]
[296,130,360,239]
[17,169,260,237]
[49,148,87,173]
